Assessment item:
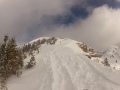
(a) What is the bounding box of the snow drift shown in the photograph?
[6,37,120,90]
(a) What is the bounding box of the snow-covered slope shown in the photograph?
[6,38,120,90]
[101,45,120,70]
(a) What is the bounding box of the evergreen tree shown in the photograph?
[41,38,46,44]
[26,55,36,69]
[103,58,110,66]
[36,39,41,46]
[0,35,24,78]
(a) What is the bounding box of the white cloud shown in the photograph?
[117,0,120,2]
[0,0,80,42]
[1,0,120,50]
[43,5,120,50]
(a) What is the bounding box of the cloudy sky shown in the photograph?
[0,0,120,50]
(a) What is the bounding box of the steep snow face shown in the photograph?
[6,38,120,90]
[101,45,120,70]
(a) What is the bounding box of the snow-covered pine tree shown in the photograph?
[103,58,110,66]
[26,55,36,69]
[0,35,24,78]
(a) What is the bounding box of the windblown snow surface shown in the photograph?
[102,45,120,70]
[7,38,120,90]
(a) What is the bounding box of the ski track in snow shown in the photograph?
[48,47,120,90]
[6,41,120,90]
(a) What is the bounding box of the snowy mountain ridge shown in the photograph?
[102,45,120,58]
[27,37,120,69]
[5,37,120,90]
[29,37,99,56]
[101,45,120,70]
